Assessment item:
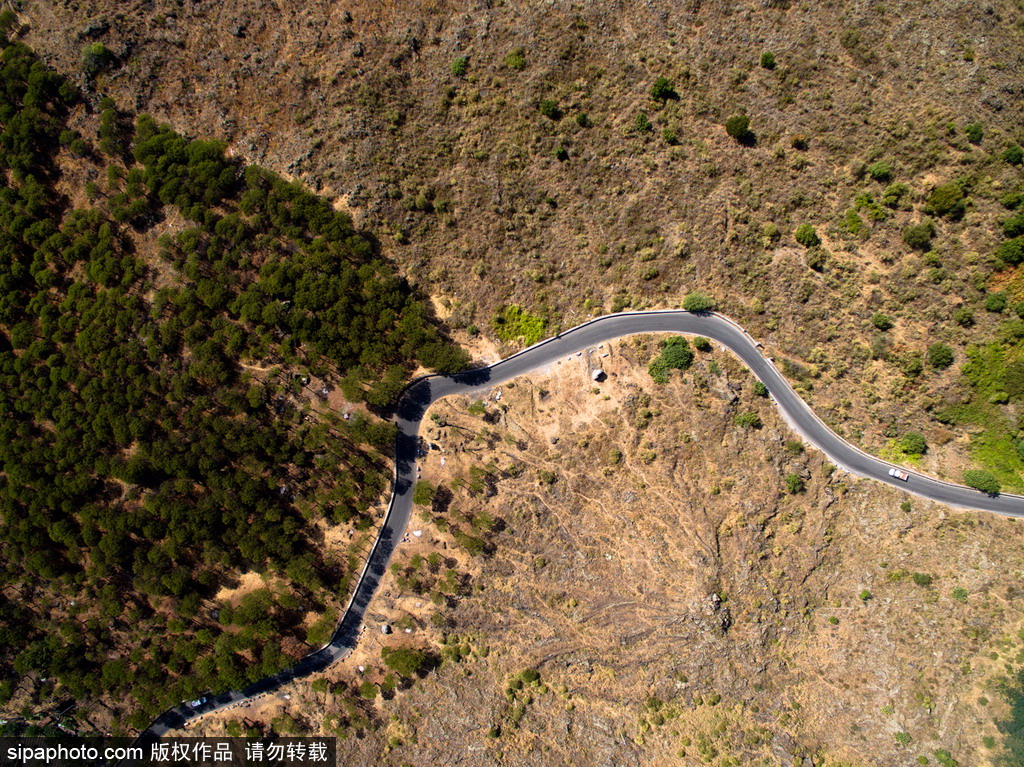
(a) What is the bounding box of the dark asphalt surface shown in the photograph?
[134,310,1024,745]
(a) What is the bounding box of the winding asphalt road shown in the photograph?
[135,309,1024,744]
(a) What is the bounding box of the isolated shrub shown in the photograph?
[859,589,873,602]
[661,337,694,370]
[964,121,983,145]
[759,51,776,69]
[662,127,678,145]
[634,112,652,132]
[881,182,910,208]
[650,76,677,101]
[951,308,974,330]
[785,474,805,494]
[539,99,561,120]
[900,432,927,455]
[963,469,1000,495]
[997,237,1024,265]
[450,56,469,77]
[806,247,827,271]
[753,381,768,397]
[735,412,762,429]
[682,292,715,312]
[867,160,892,182]
[575,113,591,128]
[724,114,751,142]
[925,182,965,219]
[81,42,114,74]
[692,336,712,351]
[927,343,954,370]
[911,572,933,587]
[554,145,569,162]
[413,481,435,506]
[985,292,1007,313]
[1003,145,1024,165]
[382,647,429,677]
[790,134,809,150]
[902,219,934,250]
[505,47,527,71]
[794,223,820,247]
[871,313,894,331]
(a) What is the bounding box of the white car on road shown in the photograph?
[888,468,909,481]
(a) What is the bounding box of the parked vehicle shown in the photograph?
[187,697,207,708]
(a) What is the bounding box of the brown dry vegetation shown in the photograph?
[12,0,1024,762]
[20,0,1024,485]
[186,339,1024,766]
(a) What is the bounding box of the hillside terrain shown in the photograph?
[2,0,1024,764]
[19,0,1024,489]
[190,341,1024,766]
[0,28,465,733]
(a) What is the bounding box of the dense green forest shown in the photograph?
[0,27,466,732]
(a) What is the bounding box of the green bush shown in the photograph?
[648,358,669,384]
[985,292,1007,313]
[753,381,768,397]
[734,412,762,429]
[505,47,527,70]
[450,56,469,77]
[806,247,828,271]
[724,114,751,142]
[785,473,805,494]
[902,219,934,250]
[925,182,965,219]
[648,337,694,383]
[964,121,983,145]
[794,223,820,247]
[539,99,561,120]
[1003,145,1024,165]
[927,343,954,370]
[867,160,892,182]
[881,182,910,209]
[692,336,712,352]
[963,469,1000,495]
[661,337,694,370]
[650,76,677,101]
[859,589,873,602]
[911,572,933,587]
[871,313,894,331]
[382,646,429,677]
[1003,214,1024,238]
[682,292,715,312]
[759,51,776,69]
[997,237,1024,265]
[953,307,974,327]
[493,305,547,345]
[901,432,927,455]
[81,42,114,74]
[634,112,652,132]
[413,481,435,506]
